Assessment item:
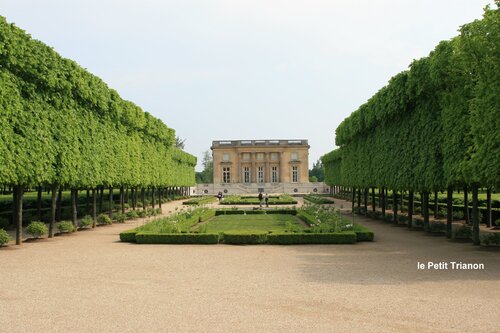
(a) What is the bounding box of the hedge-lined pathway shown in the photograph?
[1,197,499,332]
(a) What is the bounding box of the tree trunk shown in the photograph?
[446,187,453,239]
[371,187,375,212]
[152,187,155,209]
[125,188,129,204]
[49,184,58,238]
[472,185,479,245]
[14,185,24,245]
[92,188,97,228]
[71,189,78,231]
[408,191,414,229]
[351,187,355,212]
[37,186,43,221]
[141,187,146,210]
[464,187,469,224]
[120,186,125,214]
[99,187,103,213]
[57,188,62,222]
[486,188,492,228]
[86,189,90,215]
[400,191,404,212]
[159,188,162,209]
[381,187,386,217]
[392,190,398,224]
[108,186,113,217]
[423,192,430,232]
[433,190,439,219]
[357,188,361,208]
[363,188,368,213]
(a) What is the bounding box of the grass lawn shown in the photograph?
[200,214,304,233]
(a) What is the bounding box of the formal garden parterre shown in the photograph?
[119,203,374,245]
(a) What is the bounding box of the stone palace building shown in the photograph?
[195,139,329,195]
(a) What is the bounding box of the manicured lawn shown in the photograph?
[201,214,304,233]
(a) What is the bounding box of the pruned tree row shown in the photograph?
[322,4,499,244]
[0,17,196,244]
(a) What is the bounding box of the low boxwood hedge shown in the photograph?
[266,209,297,215]
[352,225,374,242]
[135,232,219,244]
[222,231,268,244]
[267,232,356,244]
[120,229,138,243]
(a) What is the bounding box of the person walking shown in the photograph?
[258,192,263,208]
[265,193,269,207]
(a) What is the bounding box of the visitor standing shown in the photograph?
[265,193,269,207]
[258,192,263,208]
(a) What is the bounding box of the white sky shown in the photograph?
[0,0,493,171]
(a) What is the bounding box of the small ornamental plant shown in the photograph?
[58,221,75,233]
[26,221,48,238]
[79,215,93,228]
[126,210,139,220]
[0,229,11,246]
[97,214,112,225]
[112,213,126,223]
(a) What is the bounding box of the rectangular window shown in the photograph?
[243,167,250,183]
[271,153,278,161]
[258,166,264,183]
[291,152,298,161]
[243,153,250,161]
[272,166,278,183]
[223,167,231,183]
[257,153,264,160]
[292,166,298,183]
[223,153,230,161]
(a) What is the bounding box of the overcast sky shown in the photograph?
[0,0,493,171]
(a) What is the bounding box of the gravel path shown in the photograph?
[1,198,499,333]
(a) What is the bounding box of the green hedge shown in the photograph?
[303,195,334,204]
[135,232,219,244]
[352,225,374,242]
[222,231,268,244]
[120,230,138,243]
[297,211,316,226]
[267,232,356,244]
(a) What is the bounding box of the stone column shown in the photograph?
[264,153,270,183]
[279,151,286,183]
[251,153,256,183]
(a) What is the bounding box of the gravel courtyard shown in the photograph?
[1,201,499,333]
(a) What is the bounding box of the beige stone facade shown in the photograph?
[211,139,309,187]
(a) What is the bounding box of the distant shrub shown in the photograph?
[97,214,112,225]
[113,213,126,223]
[429,221,446,233]
[0,229,11,246]
[26,221,48,238]
[79,215,93,228]
[126,210,139,219]
[137,210,147,218]
[58,221,75,233]
[480,233,500,246]
[453,224,472,239]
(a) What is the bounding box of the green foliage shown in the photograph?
[26,221,48,238]
[352,224,374,242]
[322,4,500,191]
[453,224,472,239]
[79,215,93,228]
[135,232,219,244]
[97,214,112,225]
[57,221,74,233]
[480,233,500,246]
[0,217,9,229]
[112,213,126,223]
[183,196,217,205]
[267,232,357,244]
[222,231,268,244]
[0,228,11,246]
[120,229,138,242]
[220,194,297,205]
[0,16,196,189]
[195,150,213,184]
[303,194,334,204]
[309,159,325,182]
[126,210,139,219]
